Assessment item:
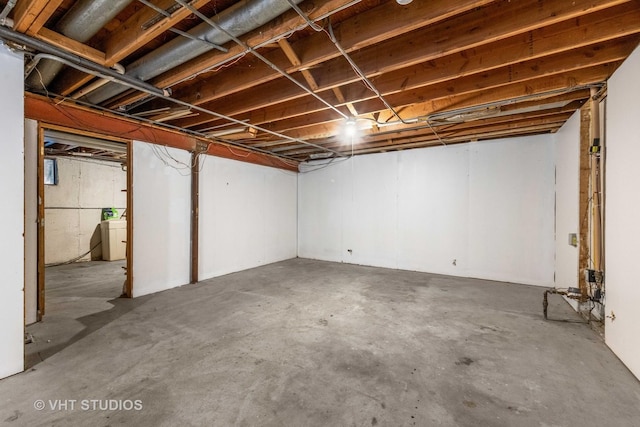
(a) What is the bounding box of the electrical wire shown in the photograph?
[163,0,363,89]
[285,0,324,32]
[325,19,406,122]
[136,0,228,52]
[172,0,349,123]
[31,87,301,170]
[149,143,192,176]
[45,240,103,267]
[285,8,446,146]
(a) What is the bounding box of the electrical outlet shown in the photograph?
[568,233,578,247]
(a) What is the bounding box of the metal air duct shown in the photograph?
[81,0,303,105]
[25,0,133,89]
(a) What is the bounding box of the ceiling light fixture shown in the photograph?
[344,117,358,138]
[396,0,413,5]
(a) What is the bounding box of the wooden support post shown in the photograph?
[190,149,202,284]
[590,87,603,273]
[36,125,45,319]
[124,141,133,298]
[578,103,591,301]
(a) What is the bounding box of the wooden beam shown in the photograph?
[36,27,107,64]
[590,87,603,273]
[106,0,211,64]
[278,38,320,92]
[294,105,583,150]
[257,86,590,138]
[361,62,621,123]
[285,121,565,159]
[336,16,640,102]
[100,0,369,107]
[36,124,45,319]
[54,0,212,95]
[186,59,619,140]
[25,94,195,151]
[276,37,362,121]
[190,151,200,284]
[165,0,630,113]
[172,5,639,131]
[499,90,592,113]
[353,121,565,154]
[167,0,497,108]
[278,111,573,155]
[125,140,133,298]
[348,125,563,156]
[314,0,634,92]
[108,0,497,109]
[277,38,301,67]
[12,0,63,34]
[332,87,358,117]
[24,93,297,171]
[578,103,591,300]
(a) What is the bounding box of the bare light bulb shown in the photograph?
[344,117,358,138]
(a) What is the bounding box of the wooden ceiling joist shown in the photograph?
[6,0,639,160]
[169,0,639,132]
[12,0,64,34]
[140,0,498,112]
[99,0,369,108]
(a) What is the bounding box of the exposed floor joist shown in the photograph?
[2,0,638,162]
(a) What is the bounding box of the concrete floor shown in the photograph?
[25,260,127,368]
[1,259,639,426]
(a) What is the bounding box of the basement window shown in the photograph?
[44,158,58,185]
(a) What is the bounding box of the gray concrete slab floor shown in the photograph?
[25,260,127,368]
[1,258,639,426]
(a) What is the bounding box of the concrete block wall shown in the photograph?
[44,157,126,264]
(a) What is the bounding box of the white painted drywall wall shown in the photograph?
[397,145,470,276]
[345,152,400,269]
[0,44,24,379]
[298,135,555,286]
[604,44,640,380]
[24,119,39,325]
[468,137,555,284]
[298,159,350,262]
[199,156,297,280]
[132,142,191,297]
[45,157,127,264]
[553,112,580,288]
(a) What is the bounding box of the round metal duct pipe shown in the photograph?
[25,0,133,89]
[82,0,304,105]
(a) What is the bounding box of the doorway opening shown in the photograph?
[25,126,133,368]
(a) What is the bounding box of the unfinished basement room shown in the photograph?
[0,0,639,425]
